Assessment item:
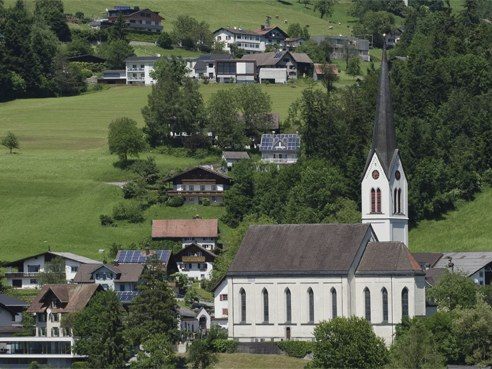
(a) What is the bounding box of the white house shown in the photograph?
[73,263,144,292]
[152,218,219,251]
[212,277,229,329]
[4,252,102,289]
[125,56,159,85]
[213,26,288,53]
[222,151,250,170]
[259,134,300,165]
[174,244,217,281]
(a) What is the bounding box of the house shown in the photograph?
[221,50,426,344]
[151,219,219,251]
[191,54,233,80]
[413,252,492,286]
[125,56,159,85]
[0,295,28,336]
[4,251,102,289]
[106,6,163,33]
[73,263,144,292]
[213,25,288,53]
[312,35,370,62]
[241,51,313,82]
[313,63,339,81]
[114,249,177,275]
[174,244,217,280]
[215,59,256,83]
[259,134,300,165]
[97,69,126,84]
[0,284,102,368]
[164,166,231,204]
[212,277,229,329]
[222,151,250,170]
[285,37,304,49]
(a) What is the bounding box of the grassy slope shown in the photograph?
[0,83,306,261]
[215,353,306,369]
[409,187,492,252]
[11,0,356,37]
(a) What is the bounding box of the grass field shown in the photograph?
[214,353,307,369]
[409,187,492,252]
[0,83,308,261]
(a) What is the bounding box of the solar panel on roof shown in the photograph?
[116,291,140,303]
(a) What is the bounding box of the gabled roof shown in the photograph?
[241,51,311,66]
[4,251,101,266]
[115,250,172,264]
[228,224,373,276]
[434,252,492,277]
[152,219,219,238]
[363,49,398,178]
[174,243,217,259]
[222,151,250,160]
[164,166,230,182]
[214,25,287,38]
[28,284,101,313]
[259,134,300,152]
[356,242,424,275]
[73,263,144,283]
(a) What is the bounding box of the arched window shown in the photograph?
[371,188,376,213]
[262,288,269,323]
[285,288,292,323]
[331,288,337,319]
[308,288,314,323]
[364,287,371,322]
[401,288,409,318]
[393,188,398,214]
[398,188,402,214]
[240,288,246,323]
[382,288,388,323]
[376,188,382,213]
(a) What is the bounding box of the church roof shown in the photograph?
[363,48,399,178]
[228,223,373,276]
[357,242,424,275]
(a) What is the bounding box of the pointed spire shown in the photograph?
[369,48,397,176]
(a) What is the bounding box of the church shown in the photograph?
[215,50,427,344]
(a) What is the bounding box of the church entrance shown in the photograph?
[285,327,291,340]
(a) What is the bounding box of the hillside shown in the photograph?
[10,0,357,37]
[409,187,492,252]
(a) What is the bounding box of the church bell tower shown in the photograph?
[361,49,408,245]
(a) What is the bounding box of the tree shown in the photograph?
[73,291,126,369]
[34,0,71,42]
[287,23,310,40]
[171,15,213,51]
[319,63,339,92]
[389,318,445,369]
[38,256,65,285]
[187,339,218,369]
[66,36,92,57]
[347,57,361,76]
[229,44,244,58]
[98,40,134,69]
[313,0,337,18]
[427,271,479,310]
[2,131,19,154]
[30,24,59,77]
[125,256,179,346]
[52,56,87,96]
[131,333,176,369]
[297,39,332,63]
[311,316,388,369]
[234,84,272,140]
[352,10,395,48]
[222,160,255,226]
[206,89,245,150]
[156,31,173,49]
[108,14,128,41]
[108,117,146,162]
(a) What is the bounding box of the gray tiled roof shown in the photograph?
[222,151,250,160]
[434,252,492,277]
[0,294,29,307]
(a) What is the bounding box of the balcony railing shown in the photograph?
[5,272,39,279]
[182,256,206,263]
[127,68,144,72]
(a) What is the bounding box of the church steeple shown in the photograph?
[361,48,408,246]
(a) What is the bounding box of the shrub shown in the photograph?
[122,180,146,199]
[112,202,144,223]
[156,31,173,49]
[278,340,314,358]
[212,339,237,353]
[130,157,160,184]
[99,214,114,226]
[347,57,361,76]
[200,198,211,206]
[166,196,184,207]
[71,361,89,369]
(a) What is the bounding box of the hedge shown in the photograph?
[277,340,314,358]
[212,339,237,353]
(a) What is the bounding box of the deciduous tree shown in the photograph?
[2,131,19,154]
[108,117,146,162]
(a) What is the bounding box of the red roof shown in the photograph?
[152,219,218,238]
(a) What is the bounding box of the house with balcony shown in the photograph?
[312,35,370,62]
[215,59,256,83]
[259,134,300,164]
[0,295,28,336]
[0,284,102,367]
[73,263,144,292]
[174,244,217,280]
[214,25,288,53]
[152,218,219,251]
[113,249,177,275]
[4,252,102,289]
[164,166,231,204]
[125,56,159,85]
[106,6,163,33]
